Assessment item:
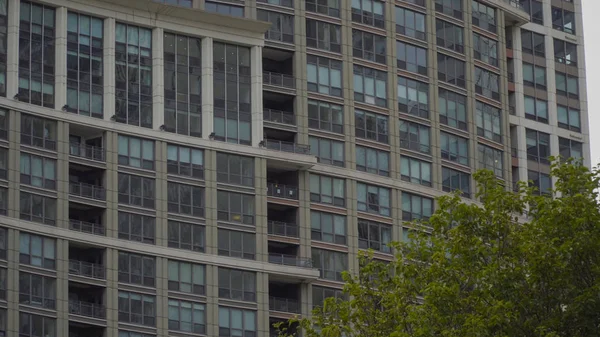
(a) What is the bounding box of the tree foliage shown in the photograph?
[280,160,600,337]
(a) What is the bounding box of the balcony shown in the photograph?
[264,108,295,126]
[268,220,299,238]
[69,219,105,236]
[69,245,105,282]
[267,182,298,200]
[263,140,310,155]
[263,47,295,93]
[69,126,105,166]
[69,281,106,325]
[69,325,104,337]
[70,143,105,162]
[484,0,529,25]
[263,71,295,89]
[69,260,105,280]
[69,300,106,319]
[69,182,106,201]
[269,296,300,313]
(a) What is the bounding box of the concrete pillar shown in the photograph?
[153,28,165,129]
[5,0,19,100]
[54,7,68,110]
[103,18,116,122]
[250,45,264,147]
[201,37,214,139]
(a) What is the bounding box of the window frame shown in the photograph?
[218,267,256,302]
[352,29,386,64]
[306,19,342,53]
[351,0,385,28]
[396,40,427,76]
[524,95,548,123]
[311,248,348,282]
[438,88,467,130]
[557,105,580,132]
[18,272,56,310]
[19,192,56,226]
[436,19,464,53]
[216,153,254,187]
[397,76,429,118]
[358,219,392,253]
[356,145,390,177]
[437,53,466,88]
[167,144,204,179]
[117,291,156,327]
[475,101,502,143]
[477,144,504,178]
[308,99,344,134]
[218,306,257,337]
[168,260,206,295]
[522,62,547,90]
[118,251,156,287]
[118,135,155,170]
[167,220,205,253]
[19,152,57,190]
[402,193,433,221]
[20,115,57,151]
[309,174,345,207]
[167,299,206,334]
[309,136,345,167]
[399,120,431,154]
[167,182,205,217]
[442,167,471,198]
[395,6,426,41]
[353,65,387,107]
[217,228,256,260]
[357,182,391,217]
[355,109,389,143]
[19,233,56,270]
[307,55,343,97]
[440,132,469,165]
[400,156,432,186]
[118,211,156,244]
[117,173,156,209]
[526,129,550,164]
[19,313,55,337]
[311,210,347,245]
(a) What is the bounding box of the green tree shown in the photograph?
[279,160,600,337]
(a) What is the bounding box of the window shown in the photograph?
[168,260,205,295]
[471,1,496,33]
[353,65,387,107]
[478,144,503,177]
[155,0,192,6]
[524,96,548,123]
[218,268,256,302]
[167,220,205,252]
[553,39,577,66]
[0,188,6,216]
[167,144,204,179]
[0,0,6,97]
[118,173,155,209]
[522,62,546,90]
[521,29,545,57]
[558,137,582,160]
[528,170,551,195]
[115,23,152,127]
[257,0,292,7]
[19,192,56,226]
[521,0,543,24]
[526,129,550,164]
[358,220,391,253]
[168,299,205,334]
[476,101,501,143]
[402,193,433,221]
[18,2,55,107]
[311,211,346,245]
[19,313,55,337]
[474,67,500,101]
[307,55,342,97]
[214,42,251,145]
[355,109,388,143]
[20,153,56,190]
[205,1,243,17]
[557,105,580,132]
[438,88,467,130]
[309,136,345,167]
[20,114,57,151]
[258,10,294,43]
[216,153,254,187]
[352,30,386,64]
[395,6,426,41]
[356,146,389,176]
[118,331,155,337]
[436,19,464,53]
[309,174,345,206]
[552,7,575,34]
[400,156,432,186]
[306,0,340,17]
[118,212,156,244]
[313,286,344,308]
[555,71,578,98]
[440,132,468,165]
[473,33,498,67]
[66,12,103,117]
[396,41,427,76]
[19,272,55,309]
[351,0,384,28]
[308,100,344,134]
[218,229,256,259]
[438,53,465,88]
[0,228,6,259]
[217,191,254,225]
[0,269,5,300]
[357,183,390,216]
[167,182,205,217]
[442,167,471,197]
[312,248,347,281]
[306,19,341,53]
[0,109,7,139]
[118,135,154,170]
[397,76,429,118]
[118,291,156,327]
[118,252,155,287]
[218,307,256,337]
[399,120,430,154]
[435,0,462,19]
[163,33,201,136]
[19,233,55,269]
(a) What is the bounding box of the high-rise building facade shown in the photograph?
[0,0,588,336]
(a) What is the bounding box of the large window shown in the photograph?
[118,212,155,244]
[309,174,345,206]
[436,19,464,53]
[524,96,548,123]
[521,0,543,25]
[218,268,256,302]
[167,182,205,217]
[397,76,429,118]
[19,272,56,309]
[167,220,205,252]
[19,233,55,269]
[115,23,152,127]
[20,115,56,151]
[0,0,6,97]
[400,156,432,186]
[306,19,341,53]
[118,135,155,170]
[526,129,550,164]
[311,211,346,245]
[168,299,205,334]
[475,101,501,143]
[19,313,55,337]
[434,0,462,19]
[478,144,503,177]
[558,137,582,160]
[357,183,390,216]
[358,219,391,253]
[0,228,6,259]
[312,248,347,282]
[205,1,243,17]
[168,260,205,295]
[0,189,6,216]
[313,286,344,308]
[557,105,580,132]
[305,0,340,17]
[399,120,430,154]
[20,153,56,190]
[471,1,496,33]
[552,7,575,34]
[355,109,388,143]
[214,42,251,145]
[218,307,257,337]
[473,33,498,67]
[308,100,343,134]
[442,167,471,197]
[216,153,254,187]
[402,193,433,221]
[218,229,255,259]
[307,55,342,97]
[118,173,155,209]
[528,170,551,195]
[474,67,500,101]
[438,88,467,130]
[118,251,155,287]
[395,6,426,41]
[118,291,156,327]
[353,65,386,107]
[217,191,254,225]
[66,12,103,117]
[155,0,192,6]
[356,146,389,177]
[258,10,294,43]
[164,33,201,136]
[18,1,55,108]
[396,41,427,76]
[553,39,578,66]
[440,132,468,165]
[167,144,204,179]
[309,136,345,167]
[438,53,465,88]
[522,62,546,90]
[352,30,386,64]
[19,192,56,226]
[555,71,578,99]
[521,29,545,57]
[351,0,385,28]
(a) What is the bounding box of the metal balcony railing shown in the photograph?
[267,183,299,200]
[268,253,312,268]
[267,220,299,238]
[69,182,106,201]
[69,220,105,236]
[263,139,310,154]
[263,71,295,89]
[69,260,105,280]
[269,296,300,313]
[263,109,296,126]
[69,300,106,319]
[69,143,105,162]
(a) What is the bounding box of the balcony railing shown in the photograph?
[268,253,312,268]
[267,183,299,200]
[69,220,105,236]
[263,139,310,154]
[257,0,293,7]
[69,143,105,162]
[263,109,296,126]
[502,0,525,10]
[267,220,299,238]
[69,182,106,201]
[69,260,105,280]
[263,71,295,89]
[69,300,106,319]
[269,296,300,313]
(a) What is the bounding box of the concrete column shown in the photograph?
[103,18,116,122]
[254,157,268,262]
[104,131,119,238]
[257,272,269,337]
[153,28,165,129]
[155,140,167,247]
[7,110,19,219]
[201,37,214,139]
[204,150,217,255]
[56,121,70,229]
[54,7,68,110]
[55,239,69,337]
[6,228,19,337]
[250,45,264,147]
[155,257,168,337]
[205,264,219,337]
[5,0,19,100]
[425,1,442,190]
[105,248,119,337]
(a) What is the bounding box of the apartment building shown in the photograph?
[0,0,588,336]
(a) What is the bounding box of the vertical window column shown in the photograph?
[201,37,213,139]
[152,27,164,130]
[250,45,262,147]
[103,18,115,122]
[5,0,17,99]
[54,7,68,110]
